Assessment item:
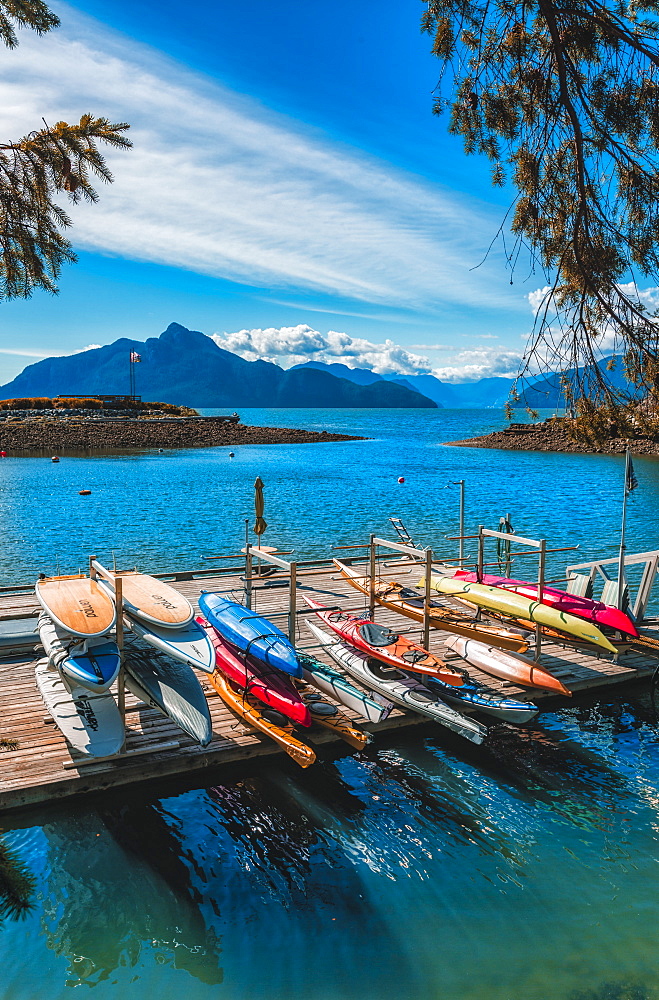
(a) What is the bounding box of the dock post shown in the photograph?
[89,554,97,581]
[458,481,465,566]
[477,526,484,582]
[245,543,253,610]
[536,539,546,661]
[369,534,376,619]
[289,561,297,643]
[423,547,432,650]
[115,575,126,753]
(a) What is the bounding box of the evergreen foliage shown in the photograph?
[0,0,131,299]
[0,837,34,921]
[422,1,659,419]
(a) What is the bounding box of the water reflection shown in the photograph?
[41,803,222,986]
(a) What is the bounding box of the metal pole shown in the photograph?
[115,575,126,753]
[477,525,484,583]
[536,539,546,661]
[289,561,297,643]
[245,542,253,610]
[369,533,376,619]
[458,481,465,566]
[617,451,630,610]
[423,547,432,649]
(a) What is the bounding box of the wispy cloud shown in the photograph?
[212,325,433,373]
[431,347,525,382]
[0,6,524,315]
[0,344,101,359]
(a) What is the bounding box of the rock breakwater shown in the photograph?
[446,418,659,455]
[0,416,365,454]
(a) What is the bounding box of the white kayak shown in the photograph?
[35,657,124,757]
[124,614,214,673]
[38,613,120,692]
[305,620,486,745]
[296,647,393,724]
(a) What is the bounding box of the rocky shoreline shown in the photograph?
[446,419,659,455]
[0,416,365,454]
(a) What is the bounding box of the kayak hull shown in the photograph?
[305,619,487,745]
[198,617,311,726]
[425,675,539,723]
[297,649,393,724]
[443,635,572,696]
[302,594,466,684]
[297,682,370,749]
[199,592,302,678]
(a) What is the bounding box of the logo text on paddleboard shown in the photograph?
[78,599,98,618]
[74,695,99,731]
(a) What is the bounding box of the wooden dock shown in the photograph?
[0,559,656,813]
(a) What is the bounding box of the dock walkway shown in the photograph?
[0,561,655,813]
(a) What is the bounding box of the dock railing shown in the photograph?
[243,545,298,642]
[368,535,434,648]
[566,549,659,622]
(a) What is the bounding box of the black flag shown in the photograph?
[625,450,639,494]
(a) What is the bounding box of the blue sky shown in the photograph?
[0,0,542,385]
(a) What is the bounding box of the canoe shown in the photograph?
[424,575,617,654]
[198,616,311,726]
[38,613,120,692]
[125,614,215,673]
[453,569,638,637]
[302,595,467,684]
[424,674,539,723]
[305,620,487,745]
[198,592,302,678]
[443,634,572,696]
[124,648,212,745]
[296,648,394,724]
[296,681,370,750]
[208,670,316,768]
[100,573,193,629]
[36,575,116,638]
[35,657,124,757]
[335,560,530,653]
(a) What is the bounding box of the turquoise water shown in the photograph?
[2,409,659,1000]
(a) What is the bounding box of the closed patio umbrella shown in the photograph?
[253,477,267,548]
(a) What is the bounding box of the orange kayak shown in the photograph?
[208,671,316,768]
[297,681,370,750]
[302,595,466,685]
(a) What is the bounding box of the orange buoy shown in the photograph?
[0,451,6,458]
[79,490,92,495]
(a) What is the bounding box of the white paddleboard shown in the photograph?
[124,614,214,673]
[38,614,120,692]
[35,658,124,757]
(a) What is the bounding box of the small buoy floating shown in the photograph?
[51,456,60,463]
[229,452,235,458]
[0,451,6,458]
[397,477,405,484]
[78,489,92,496]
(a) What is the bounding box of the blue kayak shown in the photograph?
[425,675,538,724]
[198,593,302,678]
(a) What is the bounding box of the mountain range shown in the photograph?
[0,324,436,408]
[0,323,631,409]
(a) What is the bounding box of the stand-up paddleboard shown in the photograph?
[296,682,370,750]
[198,617,311,726]
[453,569,638,637]
[125,614,214,673]
[199,592,302,678]
[423,575,617,653]
[124,648,212,745]
[335,560,531,653]
[443,635,572,696]
[296,648,393,724]
[38,614,120,692]
[208,670,316,768]
[425,674,539,724]
[302,595,466,684]
[35,657,124,757]
[100,573,193,629]
[36,575,116,638]
[305,620,487,745]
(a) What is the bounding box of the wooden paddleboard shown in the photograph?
[101,573,193,629]
[36,575,116,638]
[35,658,124,757]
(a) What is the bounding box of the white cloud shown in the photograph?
[431,348,525,382]
[0,343,101,358]
[0,6,525,315]
[212,324,433,374]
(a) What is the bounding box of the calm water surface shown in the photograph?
[1,409,659,999]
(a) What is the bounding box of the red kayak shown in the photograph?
[453,571,638,637]
[302,596,466,685]
[197,617,311,726]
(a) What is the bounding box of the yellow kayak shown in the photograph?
[422,576,617,653]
